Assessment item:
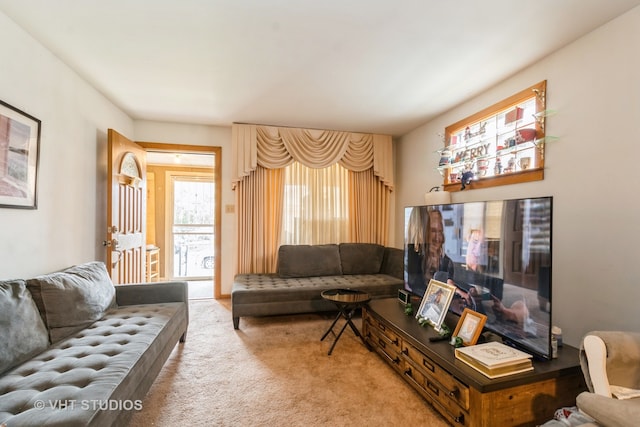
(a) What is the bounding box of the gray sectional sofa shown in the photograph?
[232,243,404,329]
[0,261,188,427]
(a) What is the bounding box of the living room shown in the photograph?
[1,1,640,426]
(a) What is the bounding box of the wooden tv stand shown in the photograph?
[362,298,586,427]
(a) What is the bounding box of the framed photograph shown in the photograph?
[0,100,41,209]
[453,308,487,346]
[416,279,456,332]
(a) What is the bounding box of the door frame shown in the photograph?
[138,142,222,299]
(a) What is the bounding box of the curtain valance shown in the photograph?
[232,123,394,190]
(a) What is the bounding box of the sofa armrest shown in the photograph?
[381,247,403,279]
[115,281,188,306]
[583,335,612,397]
[580,331,640,394]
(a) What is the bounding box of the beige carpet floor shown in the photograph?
[128,299,449,426]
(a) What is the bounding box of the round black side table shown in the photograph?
[320,288,371,355]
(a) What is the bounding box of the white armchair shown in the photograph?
[577,331,640,426]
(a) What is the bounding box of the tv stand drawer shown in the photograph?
[402,340,470,410]
[363,310,402,372]
[403,359,469,425]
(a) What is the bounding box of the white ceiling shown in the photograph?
[1,0,639,137]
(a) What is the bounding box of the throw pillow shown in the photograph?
[277,244,342,278]
[0,279,50,375]
[339,243,385,275]
[26,261,116,343]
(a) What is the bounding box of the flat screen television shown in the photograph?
[403,196,553,359]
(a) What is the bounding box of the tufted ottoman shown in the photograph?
[0,262,188,427]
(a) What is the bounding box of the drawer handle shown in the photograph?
[404,367,412,377]
[423,358,435,372]
[401,347,408,356]
[391,337,399,346]
[449,386,459,398]
[378,338,386,349]
[378,322,386,331]
[423,392,466,426]
[379,348,400,365]
[426,380,439,396]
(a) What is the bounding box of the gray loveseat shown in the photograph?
[0,261,188,427]
[232,243,403,329]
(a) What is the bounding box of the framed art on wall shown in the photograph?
[416,279,456,332]
[0,100,41,209]
[453,308,487,346]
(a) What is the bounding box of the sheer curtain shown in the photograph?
[281,161,349,245]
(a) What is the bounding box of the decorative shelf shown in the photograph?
[439,80,551,192]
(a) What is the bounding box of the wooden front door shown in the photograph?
[106,129,147,284]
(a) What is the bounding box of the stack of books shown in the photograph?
[454,341,534,379]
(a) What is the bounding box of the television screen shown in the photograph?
[403,196,552,359]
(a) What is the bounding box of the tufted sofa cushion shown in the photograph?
[233,274,403,304]
[0,280,50,376]
[0,302,186,427]
[277,244,342,278]
[339,243,385,275]
[26,262,116,344]
[232,272,403,329]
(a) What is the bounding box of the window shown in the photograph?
[281,161,349,245]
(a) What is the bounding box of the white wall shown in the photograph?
[133,121,235,295]
[0,12,238,294]
[0,11,133,279]
[395,7,640,347]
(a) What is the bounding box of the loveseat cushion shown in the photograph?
[26,262,116,344]
[277,244,342,278]
[339,243,385,275]
[0,280,49,376]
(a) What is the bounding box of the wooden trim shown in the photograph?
[444,168,544,192]
[136,142,217,153]
[445,81,547,136]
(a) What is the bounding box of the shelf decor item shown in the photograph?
[453,308,487,346]
[0,99,41,209]
[416,278,456,332]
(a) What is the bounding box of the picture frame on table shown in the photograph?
[416,279,456,332]
[453,308,487,346]
[0,99,41,209]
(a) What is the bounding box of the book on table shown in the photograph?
[455,341,534,378]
